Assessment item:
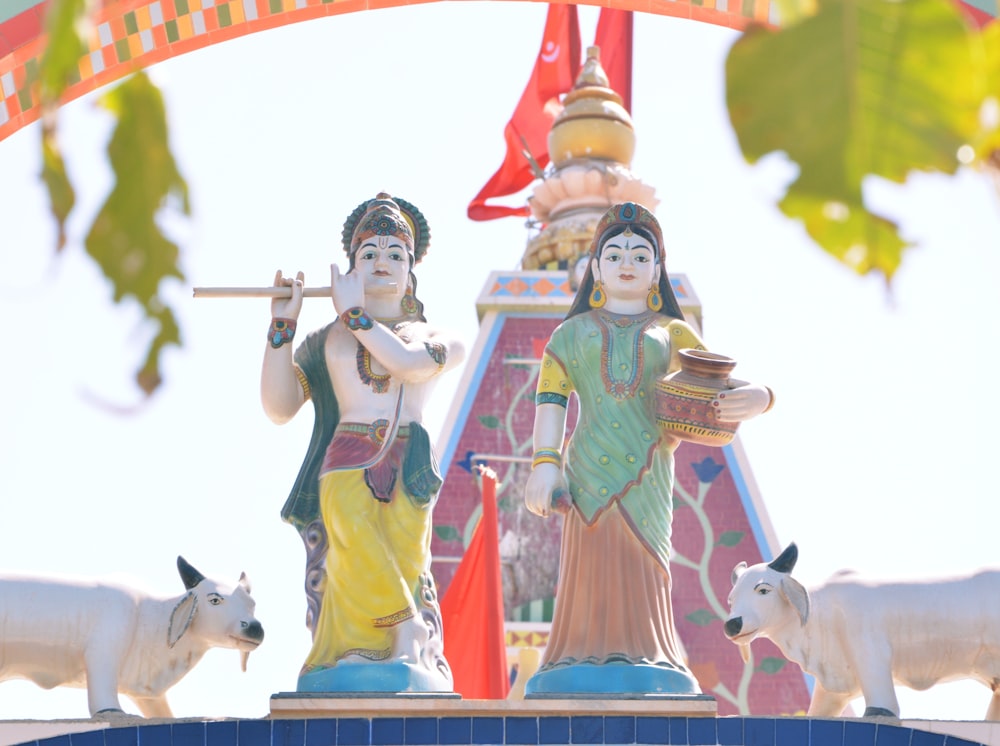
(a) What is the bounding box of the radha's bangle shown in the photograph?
[268,318,296,348]
[531,448,562,469]
[341,306,374,331]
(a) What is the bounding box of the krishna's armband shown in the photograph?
[424,341,447,371]
[535,351,572,408]
[293,363,312,402]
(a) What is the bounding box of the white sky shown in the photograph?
[1,2,999,723]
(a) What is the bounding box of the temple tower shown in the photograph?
[430,47,810,716]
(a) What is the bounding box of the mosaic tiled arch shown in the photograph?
[0,0,778,142]
[3,0,995,143]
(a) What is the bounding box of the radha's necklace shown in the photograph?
[354,317,415,394]
[598,311,657,400]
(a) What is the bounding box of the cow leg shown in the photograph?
[132,695,173,719]
[857,663,899,718]
[84,640,127,716]
[807,682,852,717]
[85,664,123,716]
[86,685,123,715]
[986,685,1000,721]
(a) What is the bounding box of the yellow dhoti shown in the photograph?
[304,465,434,669]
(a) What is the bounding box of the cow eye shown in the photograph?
[208,594,223,606]
[756,587,771,596]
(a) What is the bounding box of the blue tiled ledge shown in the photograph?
[18,717,988,746]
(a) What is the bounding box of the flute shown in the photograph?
[192,286,335,298]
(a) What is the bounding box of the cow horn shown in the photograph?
[767,543,798,574]
[177,556,206,589]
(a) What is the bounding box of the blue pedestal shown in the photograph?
[524,661,702,697]
[297,661,453,694]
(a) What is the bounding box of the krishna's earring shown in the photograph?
[647,284,663,312]
[589,280,607,309]
[401,285,419,315]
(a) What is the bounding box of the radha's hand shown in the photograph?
[713,382,774,422]
[271,270,303,320]
[525,463,568,518]
[330,263,365,315]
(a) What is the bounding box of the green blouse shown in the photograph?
[538,310,705,571]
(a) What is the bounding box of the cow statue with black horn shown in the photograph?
[724,543,1000,720]
[0,556,263,718]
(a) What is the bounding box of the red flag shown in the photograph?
[440,467,509,699]
[467,5,580,221]
[594,10,633,113]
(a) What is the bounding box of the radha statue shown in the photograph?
[524,201,773,695]
[261,193,464,693]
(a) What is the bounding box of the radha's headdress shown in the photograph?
[590,202,666,266]
[566,201,684,321]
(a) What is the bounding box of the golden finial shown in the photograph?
[547,46,635,168]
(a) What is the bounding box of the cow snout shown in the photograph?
[241,620,264,643]
[724,617,743,638]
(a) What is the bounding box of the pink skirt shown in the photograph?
[541,504,688,670]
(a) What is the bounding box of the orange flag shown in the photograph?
[594,9,633,112]
[440,467,510,699]
[467,5,581,221]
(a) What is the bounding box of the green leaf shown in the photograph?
[136,305,181,396]
[434,525,461,542]
[39,0,90,103]
[727,0,988,281]
[40,131,75,251]
[773,0,818,25]
[972,22,1000,164]
[717,531,745,548]
[85,71,190,395]
[685,608,718,627]
[37,0,90,250]
[478,415,501,429]
[757,656,788,674]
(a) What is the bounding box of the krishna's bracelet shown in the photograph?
[268,317,296,348]
[341,307,374,331]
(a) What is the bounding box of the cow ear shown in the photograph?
[731,562,748,586]
[239,571,251,594]
[168,591,198,647]
[780,576,810,625]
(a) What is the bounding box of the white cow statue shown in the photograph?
[0,556,264,718]
[724,543,1000,720]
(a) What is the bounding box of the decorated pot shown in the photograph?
[655,349,739,446]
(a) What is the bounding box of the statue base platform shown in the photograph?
[269,692,717,719]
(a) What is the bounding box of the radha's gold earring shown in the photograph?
[589,280,607,308]
[647,285,663,312]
